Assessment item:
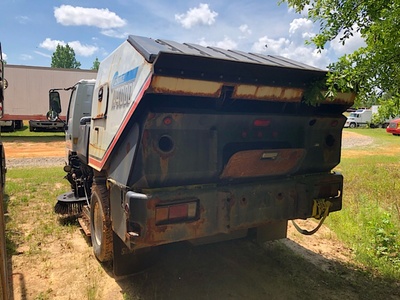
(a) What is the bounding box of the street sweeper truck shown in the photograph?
[51,35,355,275]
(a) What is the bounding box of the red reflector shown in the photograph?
[155,201,198,224]
[253,119,271,127]
[331,120,338,127]
[163,117,172,125]
[169,204,188,219]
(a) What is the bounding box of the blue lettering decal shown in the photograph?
[112,67,138,88]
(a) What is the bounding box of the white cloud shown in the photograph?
[100,29,129,39]
[251,35,329,69]
[216,37,238,49]
[287,4,312,16]
[239,24,252,35]
[39,38,65,51]
[68,41,98,56]
[247,16,331,68]
[2,53,7,61]
[288,18,316,43]
[198,36,238,50]
[16,16,30,24]
[20,54,33,61]
[34,51,52,59]
[54,5,126,29]
[289,18,313,35]
[252,36,290,53]
[330,29,365,56]
[175,3,218,29]
[39,38,98,57]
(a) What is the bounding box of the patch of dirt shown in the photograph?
[4,135,400,300]
[4,141,65,159]
[341,131,400,157]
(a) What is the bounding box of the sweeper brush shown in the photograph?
[54,191,86,216]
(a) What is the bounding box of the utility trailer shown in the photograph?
[52,35,355,275]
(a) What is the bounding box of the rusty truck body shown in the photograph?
[52,35,354,275]
[0,42,11,300]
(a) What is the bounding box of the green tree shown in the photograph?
[282,0,400,115]
[91,57,100,71]
[51,44,81,69]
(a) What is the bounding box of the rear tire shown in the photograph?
[14,120,23,130]
[90,183,113,262]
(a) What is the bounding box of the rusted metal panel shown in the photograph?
[125,172,343,249]
[220,149,306,179]
[324,91,356,105]
[149,76,223,97]
[233,84,303,101]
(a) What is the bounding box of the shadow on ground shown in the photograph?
[114,238,400,300]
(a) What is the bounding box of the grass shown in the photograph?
[328,128,400,280]
[5,167,71,256]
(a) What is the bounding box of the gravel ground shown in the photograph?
[341,131,374,149]
[6,157,65,169]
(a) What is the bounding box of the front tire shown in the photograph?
[90,183,113,262]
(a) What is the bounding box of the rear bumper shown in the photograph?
[113,172,343,249]
[386,126,400,134]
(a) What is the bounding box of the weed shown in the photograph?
[328,128,400,280]
[86,283,98,300]
[34,288,53,300]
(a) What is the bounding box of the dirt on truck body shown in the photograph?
[52,35,354,275]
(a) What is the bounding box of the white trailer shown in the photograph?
[1,65,96,130]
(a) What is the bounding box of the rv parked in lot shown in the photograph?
[344,105,391,128]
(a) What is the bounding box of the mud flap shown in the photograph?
[112,232,159,276]
[256,220,288,244]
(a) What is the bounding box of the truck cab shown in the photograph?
[344,109,372,128]
[64,79,96,161]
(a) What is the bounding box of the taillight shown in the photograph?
[253,119,271,127]
[155,200,198,224]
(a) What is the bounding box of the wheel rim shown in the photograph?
[93,200,103,246]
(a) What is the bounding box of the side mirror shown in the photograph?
[47,90,62,121]
[49,90,62,114]
[0,78,7,90]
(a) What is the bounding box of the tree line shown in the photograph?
[51,44,99,71]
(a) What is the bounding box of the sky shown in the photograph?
[1,0,365,70]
